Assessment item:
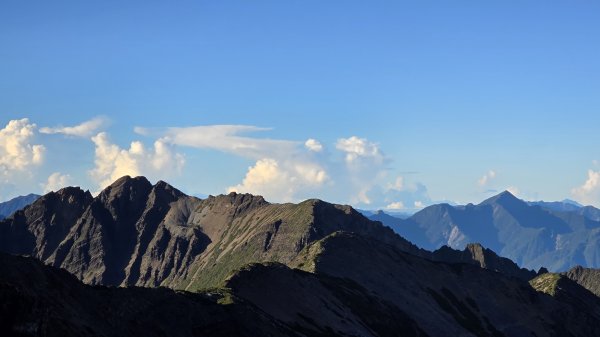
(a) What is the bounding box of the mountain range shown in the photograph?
[0,193,39,220]
[369,191,600,272]
[3,176,600,336]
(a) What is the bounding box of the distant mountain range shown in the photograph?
[367,191,600,272]
[0,193,39,220]
[3,176,600,336]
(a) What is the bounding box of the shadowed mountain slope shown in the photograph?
[0,252,297,337]
[285,232,600,337]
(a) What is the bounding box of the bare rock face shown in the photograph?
[562,265,600,297]
[0,187,93,260]
[0,175,422,289]
[431,243,538,281]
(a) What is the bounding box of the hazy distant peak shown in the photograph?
[479,190,521,206]
[561,199,583,207]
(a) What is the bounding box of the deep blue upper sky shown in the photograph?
[1,1,599,209]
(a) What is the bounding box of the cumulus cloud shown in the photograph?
[362,178,431,211]
[304,138,323,152]
[478,170,496,187]
[43,172,72,193]
[387,176,404,191]
[227,158,328,202]
[40,116,108,137]
[134,125,427,208]
[90,132,185,189]
[0,118,45,175]
[572,169,600,206]
[386,201,404,210]
[136,124,330,202]
[335,136,383,164]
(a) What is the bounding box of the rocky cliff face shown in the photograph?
[0,175,423,289]
[432,243,538,281]
[562,265,600,297]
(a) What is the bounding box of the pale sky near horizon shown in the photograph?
[1,1,600,210]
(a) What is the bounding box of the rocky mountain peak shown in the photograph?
[432,243,537,281]
[98,175,152,200]
[562,265,600,297]
[480,190,521,207]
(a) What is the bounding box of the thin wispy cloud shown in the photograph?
[40,116,109,137]
[135,125,300,160]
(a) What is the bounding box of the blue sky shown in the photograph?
[1,1,600,210]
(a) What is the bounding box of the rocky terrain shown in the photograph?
[562,265,600,297]
[3,175,600,336]
[431,243,538,281]
[0,175,422,289]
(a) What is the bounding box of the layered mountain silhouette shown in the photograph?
[0,193,39,220]
[370,191,600,271]
[0,176,423,289]
[3,176,600,336]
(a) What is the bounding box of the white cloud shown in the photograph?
[331,136,392,205]
[134,125,427,208]
[137,124,331,202]
[305,138,323,152]
[43,172,72,193]
[227,158,327,202]
[414,201,424,209]
[135,125,298,160]
[40,116,108,137]
[572,169,600,206]
[90,132,185,189]
[387,176,404,191]
[335,136,383,164]
[478,170,496,186]
[386,201,404,210]
[361,178,431,211]
[0,118,45,175]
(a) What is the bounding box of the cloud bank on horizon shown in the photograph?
[1,116,600,210]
